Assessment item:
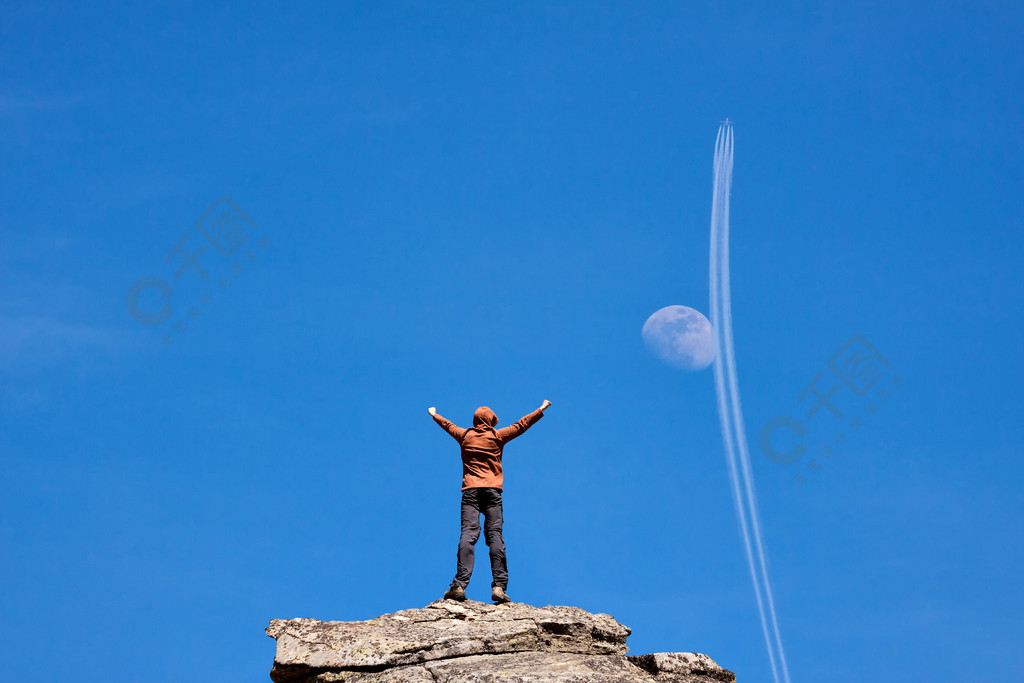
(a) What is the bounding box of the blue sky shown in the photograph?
[2,2,1022,681]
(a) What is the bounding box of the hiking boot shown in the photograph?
[491,585,512,604]
[444,585,466,601]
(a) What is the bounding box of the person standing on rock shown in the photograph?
[428,400,552,604]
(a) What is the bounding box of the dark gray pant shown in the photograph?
[452,487,507,589]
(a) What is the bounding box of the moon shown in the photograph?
[642,305,716,371]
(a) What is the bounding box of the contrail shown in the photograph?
[708,123,792,683]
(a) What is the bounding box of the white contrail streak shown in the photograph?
[708,123,792,683]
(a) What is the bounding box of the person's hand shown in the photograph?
[428,407,437,417]
[540,400,552,412]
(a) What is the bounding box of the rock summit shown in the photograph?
[266,599,735,682]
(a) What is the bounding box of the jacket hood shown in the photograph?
[473,406,499,428]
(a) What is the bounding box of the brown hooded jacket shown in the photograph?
[432,406,545,491]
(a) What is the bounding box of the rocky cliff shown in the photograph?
[266,599,735,682]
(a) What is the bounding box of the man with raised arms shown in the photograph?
[428,400,552,603]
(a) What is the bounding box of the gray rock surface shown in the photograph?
[628,652,737,682]
[267,599,734,683]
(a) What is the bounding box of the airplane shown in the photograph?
[720,117,734,126]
